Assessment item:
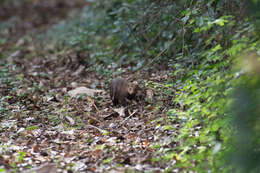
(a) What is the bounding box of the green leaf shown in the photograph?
[103,157,113,164]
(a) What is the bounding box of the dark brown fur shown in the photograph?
[110,77,137,106]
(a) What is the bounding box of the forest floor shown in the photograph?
[0,1,178,172]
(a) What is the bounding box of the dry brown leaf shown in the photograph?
[68,86,103,97]
[65,116,75,125]
[146,89,154,102]
[16,88,26,95]
[113,107,125,117]
[143,140,149,147]
[72,65,85,76]
[32,144,39,152]
[7,50,21,62]
[87,96,99,112]
[15,38,25,46]
[23,163,57,173]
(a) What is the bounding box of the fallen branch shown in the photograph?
[87,96,99,112]
[119,109,138,126]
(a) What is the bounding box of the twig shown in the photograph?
[73,104,101,123]
[119,109,138,126]
[128,35,178,79]
[86,114,102,123]
[87,96,99,112]
[143,19,172,56]
[86,124,105,132]
[87,124,122,135]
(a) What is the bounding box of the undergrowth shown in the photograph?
[39,0,260,172]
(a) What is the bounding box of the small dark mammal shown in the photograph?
[110,77,143,106]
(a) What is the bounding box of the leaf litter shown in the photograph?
[0,0,181,172]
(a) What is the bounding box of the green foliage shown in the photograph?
[0,65,14,117]
[44,0,260,172]
[229,62,260,172]
[103,157,113,164]
[0,20,14,36]
[164,10,260,172]
[49,0,231,74]
[150,1,260,172]
[26,125,39,131]
[17,151,26,162]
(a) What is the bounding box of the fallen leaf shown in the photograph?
[87,96,99,111]
[143,140,149,147]
[16,38,25,46]
[72,161,87,171]
[65,116,75,125]
[113,107,125,117]
[68,87,103,97]
[7,50,21,62]
[72,65,85,76]
[71,82,78,88]
[32,144,39,152]
[60,129,74,135]
[23,163,57,173]
[105,137,117,145]
[16,88,26,95]
[146,89,154,102]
